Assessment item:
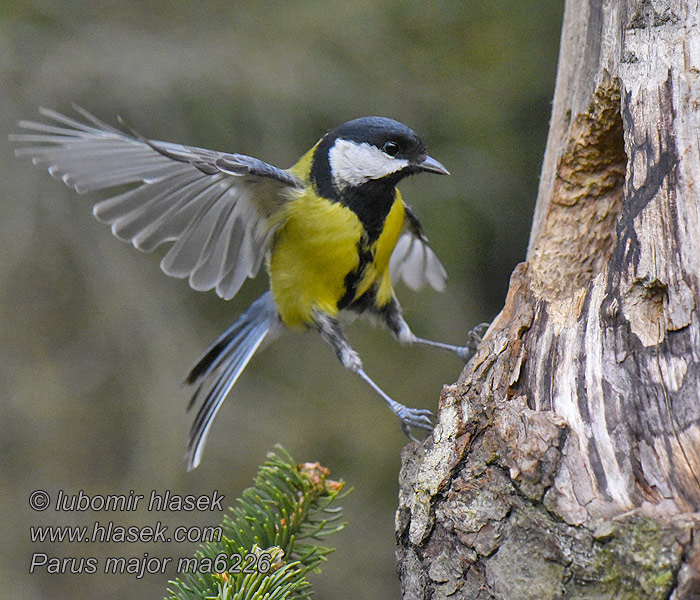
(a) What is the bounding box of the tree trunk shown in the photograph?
[395,1,700,598]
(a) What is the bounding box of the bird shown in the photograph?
[11,107,483,470]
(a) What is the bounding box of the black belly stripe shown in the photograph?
[336,182,399,310]
[337,234,374,310]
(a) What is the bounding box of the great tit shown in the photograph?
[12,107,480,469]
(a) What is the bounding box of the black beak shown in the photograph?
[417,155,450,175]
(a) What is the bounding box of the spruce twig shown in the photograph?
[166,446,347,600]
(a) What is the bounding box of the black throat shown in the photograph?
[339,181,397,242]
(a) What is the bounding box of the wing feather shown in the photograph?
[193,214,242,290]
[159,182,234,279]
[108,176,211,248]
[100,173,204,240]
[11,107,304,300]
[389,205,447,292]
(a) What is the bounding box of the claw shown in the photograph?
[472,322,490,338]
[396,405,435,441]
[406,428,422,443]
[354,366,435,440]
[455,321,490,362]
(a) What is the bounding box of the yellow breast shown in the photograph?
[268,188,405,329]
[268,191,363,328]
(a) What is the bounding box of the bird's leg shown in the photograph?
[380,296,489,363]
[313,311,433,439]
[412,323,490,362]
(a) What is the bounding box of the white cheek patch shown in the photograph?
[328,139,409,189]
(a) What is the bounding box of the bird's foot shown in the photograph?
[455,322,490,362]
[395,405,434,442]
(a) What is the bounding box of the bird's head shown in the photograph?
[310,117,449,199]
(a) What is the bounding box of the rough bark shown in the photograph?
[396,1,700,598]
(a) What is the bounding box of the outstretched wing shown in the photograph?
[389,204,447,292]
[11,106,304,300]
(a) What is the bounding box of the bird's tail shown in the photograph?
[185,291,280,470]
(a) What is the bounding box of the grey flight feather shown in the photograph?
[185,291,281,470]
[389,204,447,292]
[10,106,304,301]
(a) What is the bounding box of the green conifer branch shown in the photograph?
[166,446,347,600]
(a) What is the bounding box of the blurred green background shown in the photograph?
[1,1,563,598]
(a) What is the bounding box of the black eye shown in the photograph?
[382,141,400,156]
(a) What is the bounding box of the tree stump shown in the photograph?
[396,2,700,598]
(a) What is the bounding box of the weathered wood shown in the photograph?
[396,1,700,598]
